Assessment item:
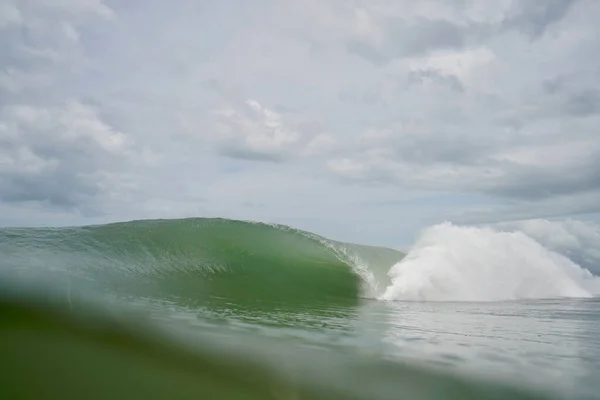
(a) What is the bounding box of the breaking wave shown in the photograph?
[1,217,599,305]
[380,222,600,302]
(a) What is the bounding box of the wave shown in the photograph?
[380,222,600,302]
[0,218,402,307]
[2,217,598,305]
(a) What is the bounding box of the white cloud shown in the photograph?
[183,98,333,162]
[212,99,302,161]
[0,100,134,209]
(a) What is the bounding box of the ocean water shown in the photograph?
[1,218,599,400]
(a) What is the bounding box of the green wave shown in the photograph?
[0,218,403,307]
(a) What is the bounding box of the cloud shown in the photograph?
[446,190,600,226]
[0,100,133,210]
[332,1,581,65]
[326,98,600,205]
[504,0,580,38]
[183,97,335,162]
[322,0,600,216]
[347,18,470,64]
[0,0,599,244]
[0,1,141,215]
[327,120,600,212]
[0,0,114,99]
[406,68,465,92]
[0,0,22,29]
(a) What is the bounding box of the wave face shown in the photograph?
[0,218,402,306]
[380,223,600,302]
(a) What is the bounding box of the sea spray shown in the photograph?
[380,222,600,302]
[496,219,600,275]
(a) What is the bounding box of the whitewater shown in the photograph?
[379,222,600,302]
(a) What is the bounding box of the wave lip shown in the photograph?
[380,223,600,302]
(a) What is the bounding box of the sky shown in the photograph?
[1,0,600,248]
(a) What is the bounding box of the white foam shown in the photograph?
[380,222,600,302]
[322,241,381,297]
[496,219,600,275]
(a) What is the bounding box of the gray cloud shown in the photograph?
[347,0,580,65]
[347,18,471,64]
[482,167,600,202]
[329,113,600,206]
[1,171,96,207]
[328,122,600,204]
[542,72,600,117]
[503,0,579,38]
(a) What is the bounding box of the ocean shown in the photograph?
[1,217,599,400]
